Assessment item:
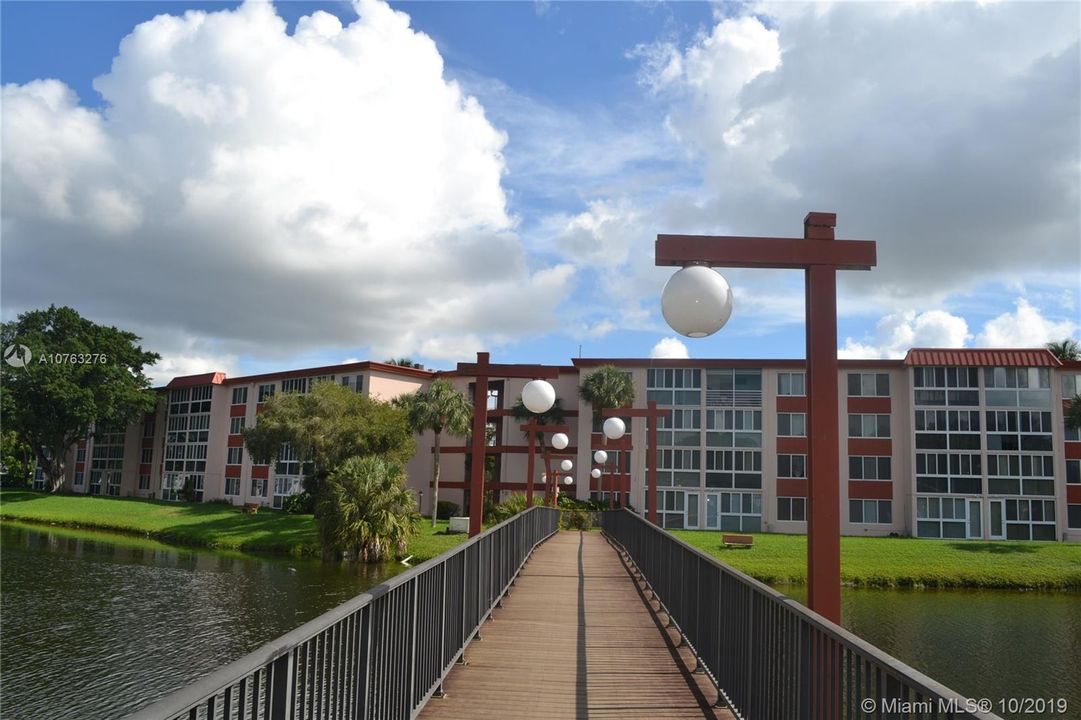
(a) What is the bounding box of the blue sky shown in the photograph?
[2,1,1078,381]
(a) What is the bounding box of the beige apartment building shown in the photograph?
[48,350,1081,542]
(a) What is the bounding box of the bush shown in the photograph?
[484,492,541,524]
[436,500,459,520]
[283,491,315,514]
[561,508,592,530]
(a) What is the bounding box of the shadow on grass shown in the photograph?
[0,489,44,503]
[947,542,1038,554]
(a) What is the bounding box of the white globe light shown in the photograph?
[563,476,573,485]
[560,459,573,472]
[593,450,608,464]
[602,417,625,440]
[590,468,602,479]
[521,379,556,414]
[551,433,569,450]
[660,265,734,338]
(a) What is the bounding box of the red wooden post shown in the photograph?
[654,212,876,624]
[525,428,536,507]
[646,400,659,524]
[466,352,490,537]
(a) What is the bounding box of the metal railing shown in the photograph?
[601,509,1002,720]
[125,506,560,720]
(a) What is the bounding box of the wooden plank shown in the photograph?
[419,532,734,719]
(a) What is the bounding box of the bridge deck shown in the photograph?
[419,531,733,720]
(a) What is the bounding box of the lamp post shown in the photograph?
[654,212,877,624]
[520,422,570,507]
[455,353,560,536]
[601,405,666,524]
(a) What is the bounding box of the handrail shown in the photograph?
[601,508,1003,720]
[124,506,560,720]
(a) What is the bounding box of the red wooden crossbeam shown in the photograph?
[519,422,570,506]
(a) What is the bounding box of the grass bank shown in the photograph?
[669,529,1081,590]
[0,489,466,561]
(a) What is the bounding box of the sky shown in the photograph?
[1,0,1079,384]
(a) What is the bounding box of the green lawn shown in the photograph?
[670,529,1081,590]
[0,489,467,561]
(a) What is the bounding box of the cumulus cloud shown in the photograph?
[974,298,1078,348]
[1,0,573,371]
[840,309,969,359]
[650,336,689,359]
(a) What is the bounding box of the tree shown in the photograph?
[0,306,160,491]
[1067,395,1081,431]
[1046,338,1080,362]
[0,430,35,487]
[395,380,472,527]
[385,358,425,369]
[578,365,636,429]
[242,381,415,492]
[315,455,419,562]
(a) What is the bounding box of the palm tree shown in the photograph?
[510,397,567,454]
[386,357,425,369]
[1046,339,1081,362]
[315,455,419,562]
[1067,395,1081,431]
[397,379,472,527]
[578,365,636,429]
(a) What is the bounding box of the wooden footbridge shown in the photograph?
[125,507,1000,720]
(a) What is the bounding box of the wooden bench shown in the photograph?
[722,533,754,548]
[243,503,260,515]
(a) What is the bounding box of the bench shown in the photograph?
[243,503,260,515]
[722,534,754,548]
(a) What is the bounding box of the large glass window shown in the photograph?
[705,369,761,407]
[847,373,890,397]
[703,492,761,532]
[1004,498,1056,540]
[777,372,805,396]
[848,414,890,438]
[777,497,806,522]
[647,368,701,406]
[849,456,891,480]
[231,387,248,405]
[258,383,275,402]
[777,413,806,437]
[849,499,892,524]
[777,454,806,479]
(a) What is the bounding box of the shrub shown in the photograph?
[436,500,460,520]
[485,492,541,524]
[283,491,315,514]
[561,508,592,530]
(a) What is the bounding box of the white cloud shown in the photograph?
[840,309,969,359]
[1,0,573,373]
[650,336,689,359]
[974,298,1078,348]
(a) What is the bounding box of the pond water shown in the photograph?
[781,584,1081,719]
[0,522,400,720]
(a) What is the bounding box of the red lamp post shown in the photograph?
[654,212,876,624]
[519,421,570,508]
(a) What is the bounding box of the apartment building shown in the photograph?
[52,349,1081,542]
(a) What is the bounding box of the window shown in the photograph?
[74,471,84,487]
[231,387,248,405]
[251,478,267,497]
[281,377,309,394]
[138,474,150,490]
[849,456,891,480]
[647,368,702,406]
[229,416,245,435]
[706,410,762,449]
[705,491,761,532]
[143,419,156,438]
[140,448,153,464]
[916,496,969,538]
[225,477,241,496]
[76,447,86,462]
[1067,460,1080,485]
[915,452,982,494]
[777,497,806,521]
[1004,498,1057,540]
[1069,504,1081,530]
[913,367,979,406]
[777,372,805,396]
[704,369,762,407]
[258,383,275,402]
[985,367,1051,408]
[657,408,702,447]
[848,373,890,397]
[704,450,762,489]
[849,499,892,524]
[777,413,806,437]
[848,414,890,438]
[777,454,806,479]
[1062,373,1081,398]
[227,447,243,465]
[276,443,310,477]
[1066,422,1081,442]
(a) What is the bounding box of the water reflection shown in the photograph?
[0,523,400,720]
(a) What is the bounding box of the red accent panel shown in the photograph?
[139,463,150,474]
[903,348,1060,367]
[166,372,227,388]
[591,433,633,450]
[777,437,808,454]
[848,438,892,456]
[75,462,84,472]
[227,435,244,447]
[848,480,893,500]
[1065,443,1081,460]
[776,396,807,412]
[256,403,265,414]
[78,440,87,448]
[251,465,269,479]
[230,405,247,417]
[1066,485,1081,503]
[225,465,242,478]
[777,478,808,497]
[848,397,891,413]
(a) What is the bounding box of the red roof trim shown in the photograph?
[902,348,1062,368]
[225,360,434,385]
[571,358,904,369]
[165,372,226,388]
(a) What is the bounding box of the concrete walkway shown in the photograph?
[419,531,733,720]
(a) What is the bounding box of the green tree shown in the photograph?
[395,379,472,527]
[510,397,567,455]
[1066,395,1081,431]
[0,306,160,491]
[0,430,35,487]
[385,358,425,369]
[242,381,414,491]
[315,455,419,562]
[1046,338,1080,362]
[578,365,636,429]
